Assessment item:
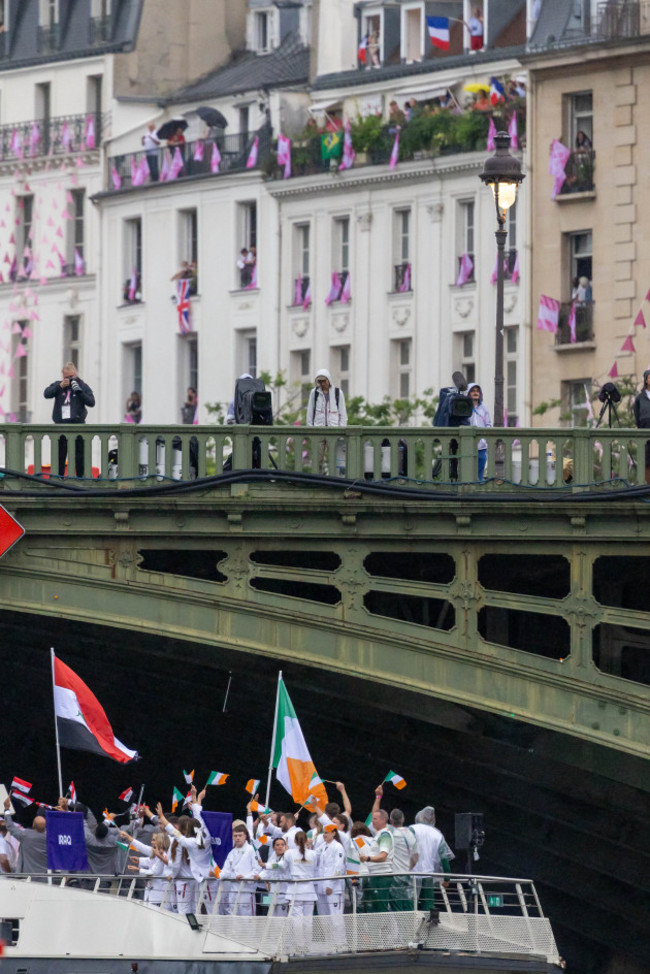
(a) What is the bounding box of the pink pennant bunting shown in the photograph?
[29,310,40,320]
[47,217,55,227]
[22,326,33,338]
[634,308,646,328]
[12,321,22,334]
[608,361,618,378]
[9,233,15,244]
[14,343,27,358]
[40,276,48,285]
[621,334,635,353]
[56,227,63,238]
[61,209,72,220]
[45,259,55,269]
[7,364,14,378]
[66,191,74,204]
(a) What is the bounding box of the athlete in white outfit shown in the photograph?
[275,830,317,951]
[256,835,292,916]
[125,831,174,908]
[220,824,258,915]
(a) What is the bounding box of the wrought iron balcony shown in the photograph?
[0,112,102,161]
[107,129,270,191]
[559,149,595,195]
[556,300,595,345]
[89,14,113,45]
[596,0,650,39]
[37,23,61,54]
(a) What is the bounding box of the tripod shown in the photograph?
[595,395,621,429]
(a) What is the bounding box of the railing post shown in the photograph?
[232,427,251,470]
[4,425,24,478]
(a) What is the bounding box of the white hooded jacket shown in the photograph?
[306,368,347,427]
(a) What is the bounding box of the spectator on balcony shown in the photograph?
[237,248,251,288]
[181,387,198,425]
[473,90,490,112]
[125,391,142,424]
[575,130,592,151]
[142,123,161,181]
[634,370,650,484]
[388,101,406,129]
[468,8,484,52]
[368,30,381,68]
[572,276,588,305]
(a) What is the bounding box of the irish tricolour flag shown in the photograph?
[52,651,139,764]
[271,676,328,807]
[206,771,228,786]
[384,769,407,790]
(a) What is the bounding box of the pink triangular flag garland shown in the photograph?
[634,308,646,328]
[621,334,635,353]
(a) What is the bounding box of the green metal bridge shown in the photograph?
[2,422,649,974]
[1,423,649,758]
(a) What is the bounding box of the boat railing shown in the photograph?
[7,871,560,963]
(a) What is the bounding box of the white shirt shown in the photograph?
[469,16,483,36]
[143,131,161,152]
[391,825,418,873]
[220,843,258,893]
[410,823,455,874]
[316,840,346,895]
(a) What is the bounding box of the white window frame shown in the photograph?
[63,314,82,371]
[39,0,59,26]
[457,199,475,282]
[455,330,476,387]
[335,345,350,399]
[67,188,85,266]
[505,325,518,427]
[400,2,425,63]
[393,338,412,400]
[564,379,591,428]
[360,6,384,63]
[123,217,142,301]
[11,320,30,421]
[333,216,350,275]
[567,90,593,147]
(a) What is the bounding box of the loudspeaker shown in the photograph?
[455,812,484,851]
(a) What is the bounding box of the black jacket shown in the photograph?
[633,371,650,429]
[44,377,95,423]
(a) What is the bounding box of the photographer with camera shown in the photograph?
[44,362,95,477]
[633,369,650,484]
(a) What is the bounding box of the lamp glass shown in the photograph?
[489,180,518,211]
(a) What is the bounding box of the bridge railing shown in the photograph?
[0,423,648,489]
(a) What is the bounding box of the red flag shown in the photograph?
[52,652,139,764]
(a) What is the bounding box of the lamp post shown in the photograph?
[479,132,525,427]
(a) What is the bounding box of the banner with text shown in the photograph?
[46,810,89,872]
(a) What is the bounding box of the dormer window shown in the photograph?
[39,0,59,27]
[255,11,269,51]
[38,0,60,52]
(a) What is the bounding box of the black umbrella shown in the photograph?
[156,117,189,140]
[196,106,228,129]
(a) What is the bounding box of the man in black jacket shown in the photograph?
[44,362,95,477]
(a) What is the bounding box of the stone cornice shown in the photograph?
[268,153,485,198]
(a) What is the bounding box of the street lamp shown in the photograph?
[479,131,525,428]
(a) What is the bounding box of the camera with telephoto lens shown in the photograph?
[598,382,621,405]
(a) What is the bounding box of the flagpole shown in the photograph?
[50,647,64,798]
[265,670,282,808]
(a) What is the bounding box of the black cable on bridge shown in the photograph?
[1,466,650,502]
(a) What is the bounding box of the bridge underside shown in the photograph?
[1,609,648,974]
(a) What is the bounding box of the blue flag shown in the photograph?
[46,810,89,872]
[200,810,233,869]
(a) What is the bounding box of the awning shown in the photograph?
[402,84,450,102]
[309,100,343,115]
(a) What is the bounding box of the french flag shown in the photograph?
[358,33,368,64]
[52,652,139,764]
[427,16,450,50]
[490,77,505,106]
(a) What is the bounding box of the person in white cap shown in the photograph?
[306,368,347,475]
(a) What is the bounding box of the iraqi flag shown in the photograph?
[271,676,328,807]
[427,16,450,50]
[52,652,139,764]
[11,776,32,794]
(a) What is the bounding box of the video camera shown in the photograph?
[433,371,473,427]
[233,377,273,426]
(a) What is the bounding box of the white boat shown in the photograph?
[0,871,564,973]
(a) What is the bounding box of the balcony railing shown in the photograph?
[393,262,412,292]
[0,112,103,160]
[559,149,595,195]
[37,23,61,54]
[89,14,113,45]
[108,129,271,191]
[556,301,594,345]
[1,424,648,491]
[596,0,650,39]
